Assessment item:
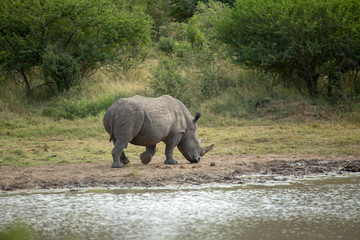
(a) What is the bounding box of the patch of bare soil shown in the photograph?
[1,154,360,192]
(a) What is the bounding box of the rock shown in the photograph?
[210,162,216,167]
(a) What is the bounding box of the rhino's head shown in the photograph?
[177,112,214,163]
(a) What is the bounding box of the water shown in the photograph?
[1,175,360,240]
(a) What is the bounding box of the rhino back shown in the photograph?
[129,95,191,145]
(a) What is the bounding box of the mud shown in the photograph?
[1,154,360,192]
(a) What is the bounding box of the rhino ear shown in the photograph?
[194,112,201,122]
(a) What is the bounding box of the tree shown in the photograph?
[215,0,360,97]
[0,0,152,93]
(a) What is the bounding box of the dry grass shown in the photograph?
[198,122,360,156]
[84,65,154,101]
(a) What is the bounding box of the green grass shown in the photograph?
[0,224,36,240]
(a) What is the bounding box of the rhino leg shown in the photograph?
[112,140,129,165]
[164,142,178,165]
[120,152,130,165]
[140,145,156,165]
[111,142,127,168]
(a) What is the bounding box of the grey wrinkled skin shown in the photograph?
[103,95,214,168]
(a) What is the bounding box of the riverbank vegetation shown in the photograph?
[1,0,359,167]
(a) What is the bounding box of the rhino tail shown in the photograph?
[109,113,116,142]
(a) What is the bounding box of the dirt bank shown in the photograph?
[1,154,360,192]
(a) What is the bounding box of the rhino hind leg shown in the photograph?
[111,142,127,168]
[140,145,156,165]
[120,152,130,165]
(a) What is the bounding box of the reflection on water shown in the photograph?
[1,175,360,240]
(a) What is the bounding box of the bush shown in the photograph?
[42,44,80,93]
[149,57,201,108]
[158,37,176,54]
[149,58,186,97]
[215,0,360,97]
[41,93,128,120]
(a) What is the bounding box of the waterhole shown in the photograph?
[1,175,359,240]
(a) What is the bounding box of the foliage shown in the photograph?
[0,0,152,93]
[169,0,235,22]
[42,44,81,92]
[1,0,360,123]
[158,37,177,54]
[215,0,360,97]
[153,1,234,100]
[187,1,233,96]
[169,0,202,22]
[149,57,193,105]
[41,93,127,120]
[144,0,172,38]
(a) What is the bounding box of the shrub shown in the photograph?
[41,93,128,120]
[42,44,80,93]
[149,57,201,108]
[158,37,176,54]
[149,58,186,97]
[215,0,360,97]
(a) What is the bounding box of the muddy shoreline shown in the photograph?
[1,154,360,192]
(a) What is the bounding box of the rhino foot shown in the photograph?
[121,157,130,165]
[111,161,125,168]
[140,152,152,165]
[164,159,178,165]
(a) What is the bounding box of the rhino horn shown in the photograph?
[200,144,214,156]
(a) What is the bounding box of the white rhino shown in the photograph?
[103,95,214,168]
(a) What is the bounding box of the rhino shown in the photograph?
[103,95,214,168]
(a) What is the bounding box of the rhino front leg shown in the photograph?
[164,144,178,165]
[111,142,127,168]
[140,145,156,165]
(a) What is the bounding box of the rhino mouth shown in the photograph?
[188,157,200,163]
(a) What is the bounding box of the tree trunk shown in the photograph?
[19,67,30,91]
[304,74,318,97]
[328,84,333,98]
